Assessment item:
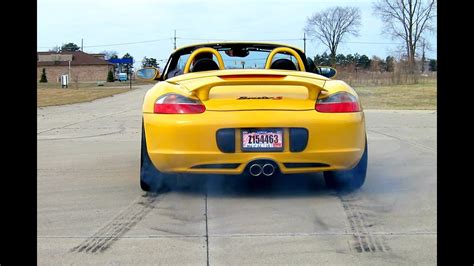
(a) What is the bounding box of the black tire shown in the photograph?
[140,121,173,192]
[323,138,368,192]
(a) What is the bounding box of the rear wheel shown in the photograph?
[140,121,174,192]
[323,139,368,192]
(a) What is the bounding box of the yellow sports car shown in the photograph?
[137,42,367,192]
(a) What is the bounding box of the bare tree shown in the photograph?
[49,46,61,52]
[304,7,361,66]
[373,0,436,73]
[101,50,119,60]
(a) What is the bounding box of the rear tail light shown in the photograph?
[315,92,361,113]
[154,93,206,114]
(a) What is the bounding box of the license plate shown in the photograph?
[241,128,283,152]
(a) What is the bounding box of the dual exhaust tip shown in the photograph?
[249,163,276,177]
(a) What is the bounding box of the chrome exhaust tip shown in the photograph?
[249,164,263,176]
[262,163,275,176]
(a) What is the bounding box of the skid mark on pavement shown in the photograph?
[70,192,162,254]
[339,193,391,253]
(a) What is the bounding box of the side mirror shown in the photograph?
[136,67,160,80]
[314,66,337,78]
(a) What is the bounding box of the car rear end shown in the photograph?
[142,70,366,176]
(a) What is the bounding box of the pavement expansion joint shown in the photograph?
[37,108,137,135]
[37,231,436,239]
[368,129,436,154]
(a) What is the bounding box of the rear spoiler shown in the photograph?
[171,73,327,101]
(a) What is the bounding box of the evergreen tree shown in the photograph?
[313,54,322,65]
[61,42,80,52]
[336,54,346,66]
[346,54,355,65]
[107,69,114,82]
[319,52,331,66]
[40,68,48,83]
[122,53,134,74]
[385,56,395,72]
[429,59,437,71]
[357,55,371,69]
[142,57,159,68]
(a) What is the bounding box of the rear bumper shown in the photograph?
[143,110,366,174]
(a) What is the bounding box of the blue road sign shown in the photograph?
[107,58,133,64]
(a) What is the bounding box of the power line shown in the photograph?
[343,41,403,45]
[37,37,300,49]
[305,38,403,45]
[178,37,402,45]
[37,36,404,50]
[83,38,172,48]
[37,38,172,49]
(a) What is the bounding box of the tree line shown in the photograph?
[311,52,436,72]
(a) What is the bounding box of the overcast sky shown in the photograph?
[38,0,436,68]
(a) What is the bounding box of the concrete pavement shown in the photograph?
[37,85,436,265]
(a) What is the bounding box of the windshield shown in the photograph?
[164,45,306,79]
[176,50,298,70]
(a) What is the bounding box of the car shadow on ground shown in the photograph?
[147,173,340,198]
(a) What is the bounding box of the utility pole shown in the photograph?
[303,32,306,54]
[173,30,177,50]
[81,38,83,51]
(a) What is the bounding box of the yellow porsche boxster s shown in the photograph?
[136,42,367,192]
